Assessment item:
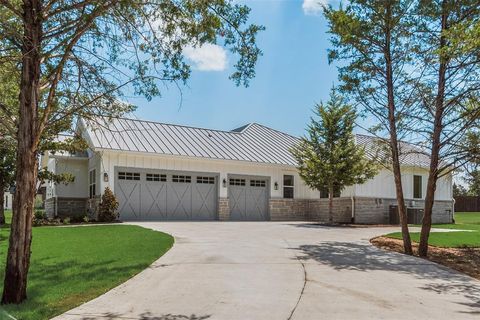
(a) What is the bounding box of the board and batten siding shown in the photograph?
[88,150,452,202]
[94,150,320,200]
[52,157,89,198]
[353,167,452,201]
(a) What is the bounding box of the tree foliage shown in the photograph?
[98,187,119,222]
[0,0,263,304]
[324,0,415,254]
[291,89,377,222]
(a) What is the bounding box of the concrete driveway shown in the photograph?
[55,222,480,320]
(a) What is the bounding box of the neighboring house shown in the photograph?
[3,192,12,210]
[41,117,454,224]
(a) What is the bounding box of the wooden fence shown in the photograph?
[454,196,480,212]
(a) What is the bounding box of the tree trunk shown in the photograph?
[384,3,413,255]
[2,0,42,304]
[328,186,334,223]
[419,1,449,258]
[0,178,5,225]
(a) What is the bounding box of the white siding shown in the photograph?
[51,149,453,202]
[354,168,452,201]
[3,192,12,209]
[99,151,319,199]
[54,158,89,198]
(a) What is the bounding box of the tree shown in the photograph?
[324,1,416,254]
[0,0,263,304]
[98,187,119,222]
[452,183,468,197]
[412,1,480,257]
[291,89,377,223]
[465,169,480,196]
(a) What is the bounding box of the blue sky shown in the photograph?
[128,0,338,137]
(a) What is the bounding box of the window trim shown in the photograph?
[283,175,294,199]
[413,175,423,199]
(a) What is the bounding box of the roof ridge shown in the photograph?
[92,115,246,135]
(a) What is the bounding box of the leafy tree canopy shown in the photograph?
[291,88,378,196]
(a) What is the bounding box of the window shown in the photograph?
[414,175,422,199]
[320,188,328,199]
[118,172,140,181]
[250,180,266,187]
[197,176,215,184]
[319,187,341,199]
[172,175,191,183]
[146,173,166,182]
[229,178,245,186]
[283,175,294,199]
[89,169,96,199]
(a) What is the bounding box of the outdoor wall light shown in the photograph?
[222,178,227,188]
[103,172,109,182]
[274,182,278,190]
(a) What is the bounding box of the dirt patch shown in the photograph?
[371,236,480,280]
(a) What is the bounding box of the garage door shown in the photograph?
[115,168,218,221]
[228,176,269,221]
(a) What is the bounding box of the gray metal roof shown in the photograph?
[81,117,301,166]
[81,117,431,168]
[355,134,431,168]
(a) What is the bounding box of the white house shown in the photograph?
[3,192,12,210]
[42,117,454,224]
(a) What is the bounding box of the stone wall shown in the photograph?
[45,197,87,219]
[307,198,352,223]
[266,196,453,224]
[353,197,398,224]
[218,197,230,221]
[269,199,308,221]
[45,197,56,218]
[352,197,453,224]
[86,196,101,220]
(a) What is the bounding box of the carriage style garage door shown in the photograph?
[115,168,218,221]
[228,175,269,221]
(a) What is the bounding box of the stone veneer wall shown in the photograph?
[267,197,454,224]
[218,197,230,221]
[269,199,308,221]
[45,197,56,218]
[307,198,353,223]
[45,197,87,219]
[86,196,101,220]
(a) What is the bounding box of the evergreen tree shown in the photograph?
[452,183,468,197]
[291,89,377,223]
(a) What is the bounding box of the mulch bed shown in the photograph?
[371,236,480,280]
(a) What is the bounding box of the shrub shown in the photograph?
[98,187,119,222]
[34,209,46,220]
[62,217,71,224]
[82,215,90,223]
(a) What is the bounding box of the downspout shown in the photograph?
[351,183,356,223]
[351,195,355,224]
[452,197,455,223]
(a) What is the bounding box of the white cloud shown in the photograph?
[183,43,227,71]
[302,0,328,15]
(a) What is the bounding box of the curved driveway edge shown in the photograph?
[53,222,480,320]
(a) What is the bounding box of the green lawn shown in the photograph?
[386,212,480,248]
[0,210,174,320]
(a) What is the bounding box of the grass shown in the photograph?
[386,212,480,248]
[0,210,174,320]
